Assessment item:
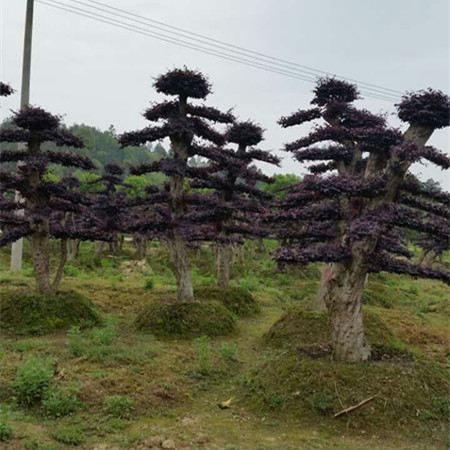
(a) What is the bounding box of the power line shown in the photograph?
[36,0,401,102]
[38,0,401,102]
[62,0,402,100]
[78,0,404,98]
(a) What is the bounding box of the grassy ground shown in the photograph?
[0,241,448,449]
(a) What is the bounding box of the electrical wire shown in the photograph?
[36,0,401,102]
[78,0,404,98]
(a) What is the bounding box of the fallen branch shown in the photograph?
[334,395,378,418]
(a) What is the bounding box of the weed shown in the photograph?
[218,343,239,362]
[64,264,80,277]
[51,426,85,445]
[42,383,84,418]
[309,391,334,415]
[143,278,154,290]
[0,414,13,441]
[11,356,55,406]
[269,394,288,409]
[24,437,58,450]
[104,395,134,419]
[196,336,213,375]
[92,369,107,379]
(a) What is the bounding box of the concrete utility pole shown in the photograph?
[11,0,35,271]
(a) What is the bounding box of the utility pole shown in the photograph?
[11,0,35,271]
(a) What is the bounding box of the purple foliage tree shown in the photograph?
[276,78,449,361]
[0,105,111,293]
[188,121,280,286]
[118,68,234,302]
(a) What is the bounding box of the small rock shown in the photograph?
[161,439,176,449]
[196,433,211,444]
[140,436,165,447]
[181,417,195,426]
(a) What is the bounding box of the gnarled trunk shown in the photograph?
[217,243,231,287]
[52,238,68,291]
[311,265,331,312]
[31,229,51,294]
[321,258,370,362]
[167,234,194,302]
[134,234,148,260]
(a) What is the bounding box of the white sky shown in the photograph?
[1,0,449,187]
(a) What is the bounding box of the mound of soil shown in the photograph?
[134,299,236,337]
[263,308,408,359]
[243,348,449,444]
[0,290,101,335]
[195,286,260,316]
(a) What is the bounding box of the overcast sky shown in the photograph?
[1,0,449,186]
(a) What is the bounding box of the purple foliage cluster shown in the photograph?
[274,78,450,284]
[0,106,111,249]
[397,89,450,129]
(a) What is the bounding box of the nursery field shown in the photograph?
[0,241,449,450]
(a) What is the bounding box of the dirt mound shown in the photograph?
[195,286,260,316]
[0,290,101,335]
[134,299,236,337]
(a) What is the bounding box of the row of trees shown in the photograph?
[1,72,449,362]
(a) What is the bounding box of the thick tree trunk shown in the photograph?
[31,230,52,294]
[167,234,194,302]
[52,238,68,291]
[217,243,231,287]
[311,265,331,312]
[134,234,148,260]
[322,259,370,362]
[95,241,104,259]
[67,239,80,261]
[256,237,266,254]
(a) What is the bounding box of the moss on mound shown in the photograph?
[0,290,101,335]
[134,299,236,337]
[263,308,407,359]
[243,350,449,444]
[195,286,260,316]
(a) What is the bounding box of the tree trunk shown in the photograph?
[256,237,266,254]
[321,260,370,362]
[217,243,231,287]
[134,234,148,260]
[30,230,52,294]
[95,241,104,259]
[167,234,194,302]
[311,265,331,312]
[67,239,80,261]
[52,238,68,291]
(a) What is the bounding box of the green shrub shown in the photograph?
[88,321,118,345]
[309,391,334,415]
[218,343,239,362]
[11,356,55,405]
[42,384,84,418]
[64,264,80,277]
[0,290,101,335]
[24,437,58,450]
[135,300,235,337]
[239,276,260,291]
[0,416,13,441]
[196,336,213,374]
[269,394,288,409]
[104,395,134,419]
[67,326,85,357]
[143,278,154,290]
[51,426,85,445]
[67,321,156,364]
[276,273,291,286]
